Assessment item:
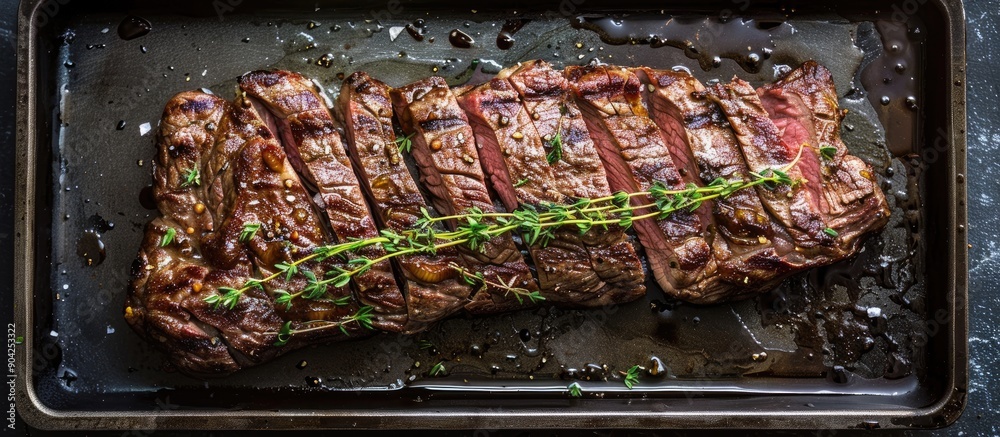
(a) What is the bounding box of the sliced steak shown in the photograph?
[338,72,473,333]
[456,77,615,305]
[152,91,226,236]
[707,77,836,257]
[129,98,367,376]
[240,70,406,332]
[390,77,540,315]
[496,60,647,305]
[500,61,645,304]
[636,68,806,301]
[756,62,891,252]
[565,65,728,302]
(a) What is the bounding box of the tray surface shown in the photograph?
[13,0,967,430]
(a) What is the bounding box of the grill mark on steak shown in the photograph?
[707,77,836,253]
[495,60,647,305]
[152,91,226,238]
[566,65,728,302]
[390,77,540,315]
[240,70,407,333]
[756,62,891,252]
[456,77,617,305]
[337,72,473,333]
[637,68,807,301]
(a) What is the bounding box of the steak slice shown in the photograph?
[499,60,646,305]
[636,68,806,300]
[338,72,473,333]
[390,77,540,315]
[456,77,614,305]
[152,91,226,236]
[707,77,836,256]
[565,65,728,302]
[756,61,891,252]
[240,70,406,332]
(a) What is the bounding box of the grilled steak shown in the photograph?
[495,60,647,305]
[240,70,407,332]
[338,72,473,333]
[390,77,540,314]
[756,62,891,253]
[128,94,366,376]
[129,60,892,376]
[456,77,616,305]
[707,77,836,257]
[636,68,805,300]
[565,65,729,302]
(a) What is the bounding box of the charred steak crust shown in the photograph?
[338,72,473,333]
[565,65,729,302]
[129,95,366,376]
[390,77,540,315]
[152,91,227,237]
[239,70,407,332]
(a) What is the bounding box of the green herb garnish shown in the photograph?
[159,228,176,247]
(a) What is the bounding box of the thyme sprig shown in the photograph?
[272,305,376,346]
[568,382,583,397]
[623,365,642,389]
[201,150,804,313]
[181,167,201,188]
[396,133,415,154]
[449,262,546,304]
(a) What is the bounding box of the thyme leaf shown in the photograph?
[159,228,176,247]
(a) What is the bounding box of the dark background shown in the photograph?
[0,0,996,435]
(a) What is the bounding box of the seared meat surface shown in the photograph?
[128,61,889,376]
[457,77,617,305]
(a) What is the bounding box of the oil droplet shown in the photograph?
[76,230,106,267]
[118,15,152,41]
[139,185,157,210]
[880,96,890,105]
[518,328,531,342]
[497,19,528,50]
[405,23,425,41]
[316,54,334,68]
[904,96,917,110]
[449,29,474,48]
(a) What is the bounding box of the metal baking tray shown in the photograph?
[14,0,967,430]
